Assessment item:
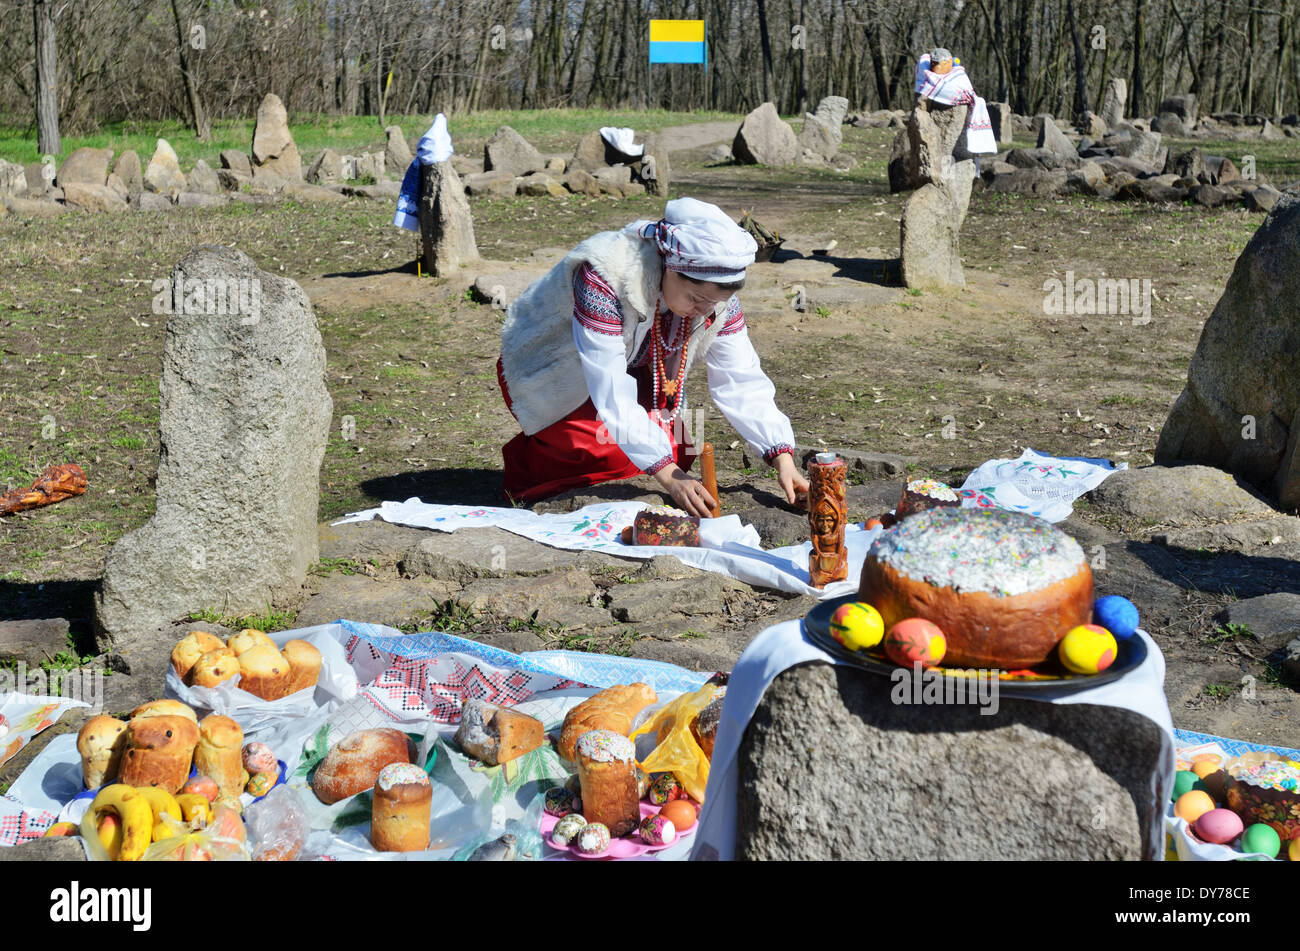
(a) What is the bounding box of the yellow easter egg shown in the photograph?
[1058,624,1118,674]
[1288,837,1300,861]
[1173,790,1216,825]
[1192,760,1220,779]
[829,601,885,651]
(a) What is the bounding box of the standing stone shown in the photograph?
[0,159,27,198]
[353,152,385,182]
[1156,196,1300,508]
[813,95,850,132]
[1101,77,1127,129]
[484,126,546,177]
[24,162,53,197]
[570,131,609,173]
[732,102,799,166]
[899,162,975,292]
[736,664,1163,859]
[1035,115,1076,156]
[889,102,969,193]
[56,147,113,187]
[1164,147,1205,181]
[1080,111,1108,138]
[219,149,252,176]
[94,246,332,647]
[187,159,221,196]
[419,161,479,278]
[797,113,839,160]
[1113,124,1163,165]
[307,148,343,185]
[112,151,143,198]
[250,93,303,184]
[60,182,128,214]
[144,139,186,198]
[637,132,671,198]
[987,101,1014,144]
[1152,113,1189,136]
[385,125,413,175]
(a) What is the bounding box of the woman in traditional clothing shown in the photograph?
[496,198,807,518]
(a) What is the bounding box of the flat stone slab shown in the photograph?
[1213,593,1300,650]
[400,527,634,583]
[1086,464,1277,529]
[454,569,600,623]
[0,837,87,861]
[1155,516,1300,552]
[0,618,70,665]
[296,573,459,629]
[607,575,747,624]
[318,519,440,570]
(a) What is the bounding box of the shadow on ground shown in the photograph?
[359,467,506,507]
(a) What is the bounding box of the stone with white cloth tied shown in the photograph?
[393,114,455,231]
[599,126,644,160]
[913,50,998,155]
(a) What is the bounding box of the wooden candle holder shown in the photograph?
[808,453,848,587]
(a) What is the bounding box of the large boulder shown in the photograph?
[813,95,850,130]
[112,150,143,198]
[56,147,113,187]
[899,163,975,292]
[94,246,332,647]
[0,159,27,198]
[463,169,517,198]
[250,93,303,183]
[187,159,221,196]
[484,126,546,177]
[1101,78,1127,128]
[1035,115,1076,156]
[569,131,609,173]
[1155,197,1300,508]
[1159,93,1198,123]
[1152,112,1190,136]
[796,113,838,160]
[143,139,186,198]
[1164,147,1205,180]
[385,125,413,175]
[986,101,1014,144]
[219,149,252,176]
[889,101,970,192]
[1112,124,1163,166]
[419,161,479,278]
[736,663,1164,859]
[60,182,128,214]
[732,102,799,167]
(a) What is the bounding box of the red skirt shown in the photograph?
[497,357,696,503]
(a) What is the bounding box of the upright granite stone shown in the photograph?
[797,113,839,161]
[889,101,969,192]
[94,246,332,647]
[484,126,546,177]
[1035,115,1076,156]
[187,159,221,196]
[112,150,143,198]
[1101,77,1127,129]
[419,161,479,278]
[1156,196,1300,508]
[987,101,1013,144]
[56,147,113,187]
[307,148,343,185]
[736,663,1164,859]
[143,139,186,198]
[251,93,303,183]
[385,125,413,175]
[570,131,609,173]
[899,162,976,292]
[813,95,850,132]
[732,102,799,166]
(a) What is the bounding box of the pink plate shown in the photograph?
[541,800,697,860]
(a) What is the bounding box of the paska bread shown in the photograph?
[119,714,200,793]
[371,763,431,852]
[195,714,245,799]
[559,683,657,762]
[76,715,128,788]
[455,699,544,766]
[171,631,225,682]
[575,730,641,837]
[312,728,416,804]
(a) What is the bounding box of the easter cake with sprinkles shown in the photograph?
[859,507,1094,668]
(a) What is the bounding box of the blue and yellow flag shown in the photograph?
[649,19,706,64]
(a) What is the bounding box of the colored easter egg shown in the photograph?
[1093,595,1139,640]
[1171,770,1200,800]
[639,814,677,846]
[1289,838,1300,861]
[659,799,697,832]
[829,602,885,651]
[648,772,683,806]
[544,786,579,817]
[551,813,587,847]
[574,823,610,855]
[1173,790,1216,825]
[1241,823,1281,858]
[1192,760,1220,780]
[1058,624,1118,674]
[884,618,947,668]
[1195,808,1244,845]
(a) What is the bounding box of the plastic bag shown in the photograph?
[245,784,311,861]
[629,683,719,803]
[142,807,251,861]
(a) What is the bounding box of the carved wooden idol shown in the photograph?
[808,452,848,587]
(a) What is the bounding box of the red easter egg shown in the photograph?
[884,618,947,668]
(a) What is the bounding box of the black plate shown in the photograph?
[803,593,1149,697]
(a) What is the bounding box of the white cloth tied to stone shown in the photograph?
[599,126,644,158]
[394,114,456,232]
[631,197,758,283]
[913,53,998,155]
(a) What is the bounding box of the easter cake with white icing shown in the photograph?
[858,507,1094,668]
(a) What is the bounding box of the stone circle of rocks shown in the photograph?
[730,98,856,170]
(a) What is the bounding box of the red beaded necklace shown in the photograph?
[651,301,690,422]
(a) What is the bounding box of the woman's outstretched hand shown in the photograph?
[653,465,717,518]
[775,453,810,508]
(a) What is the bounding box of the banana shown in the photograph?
[134,786,183,840]
[176,793,213,828]
[84,784,153,861]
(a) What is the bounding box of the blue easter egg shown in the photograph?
[1094,595,1139,640]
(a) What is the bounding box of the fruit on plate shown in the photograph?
[82,784,153,861]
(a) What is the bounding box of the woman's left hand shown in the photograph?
[774,453,810,508]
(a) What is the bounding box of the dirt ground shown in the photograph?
[1,115,1296,766]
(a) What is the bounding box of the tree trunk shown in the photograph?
[1130,0,1145,116]
[1066,0,1090,119]
[169,0,210,141]
[33,0,60,155]
[756,0,775,103]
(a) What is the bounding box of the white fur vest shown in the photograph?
[500,225,727,435]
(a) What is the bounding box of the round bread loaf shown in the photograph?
[859,507,1094,668]
[171,631,225,681]
[130,699,198,724]
[228,628,277,656]
[196,714,245,800]
[312,728,416,804]
[690,688,726,759]
[120,715,200,793]
[281,639,322,695]
[191,648,240,688]
[237,644,292,700]
[76,715,128,789]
